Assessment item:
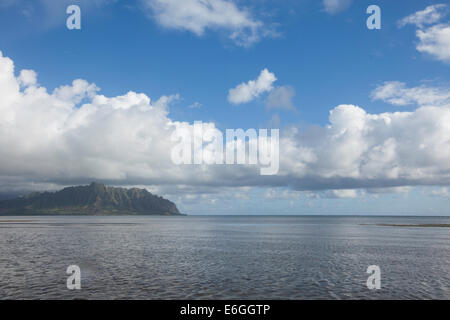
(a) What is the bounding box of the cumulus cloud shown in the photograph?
[399,5,450,64]
[265,86,296,111]
[398,4,448,28]
[371,81,450,107]
[279,103,450,191]
[326,189,358,198]
[1,52,450,197]
[18,69,37,87]
[228,69,277,104]
[0,51,183,190]
[141,0,264,46]
[416,24,450,63]
[322,0,352,15]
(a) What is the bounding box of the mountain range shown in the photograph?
[0,182,182,216]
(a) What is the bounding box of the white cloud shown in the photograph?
[228,69,277,104]
[188,101,202,109]
[399,5,450,64]
[265,86,296,110]
[323,0,352,15]
[18,69,37,87]
[0,51,184,189]
[430,187,450,198]
[371,81,450,107]
[141,0,264,46]
[327,189,358,198]
[53,79,100,104]
[2,52,450,197]
[398,4,448,28]
[278,103,450,191]
[416,23,450,64]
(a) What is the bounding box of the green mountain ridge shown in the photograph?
[0,182,182,216]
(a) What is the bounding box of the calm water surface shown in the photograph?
[0,215,449,299]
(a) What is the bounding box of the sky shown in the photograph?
[0,0,450,215]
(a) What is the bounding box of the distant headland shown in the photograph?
[0,182,183,216]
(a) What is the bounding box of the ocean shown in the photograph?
[0,215,449,299]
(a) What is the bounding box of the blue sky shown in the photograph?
[1,0,450,215]
[2,0,448,128]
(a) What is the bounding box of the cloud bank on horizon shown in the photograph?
[1,50,450,198]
